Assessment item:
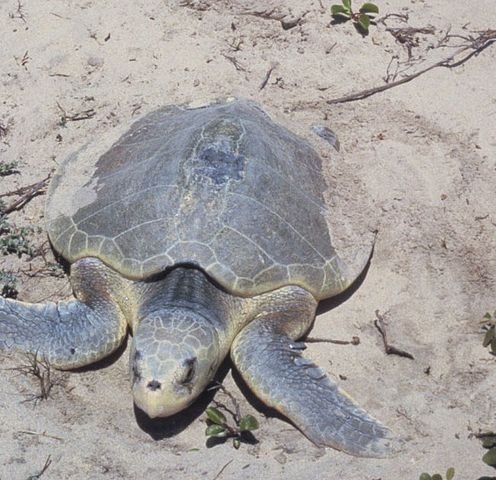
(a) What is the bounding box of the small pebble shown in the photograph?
[87,56,104,68]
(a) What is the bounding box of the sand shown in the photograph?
[0,0,495,478]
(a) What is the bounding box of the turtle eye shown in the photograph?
[179,357,197,385]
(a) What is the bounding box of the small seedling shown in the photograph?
[482,311,496,355]
[331,0,379,34]
[418,467,455,480]
[204,385,259,449]
[205,406,259,449]
[0,269,18,298]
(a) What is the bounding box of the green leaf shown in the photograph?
[206,407,227,426]
[239,415,259,432]
[419,474,432,480]
[356,13,370,32]
[205,424,228,437]
[482,436,496,449]
[331,5,351,18]
[431,475,442,480]
[483,447,496,466]
[483,326,495,347]
[491,338,496,355]
[359,2,379,15]
[446,467,455,480]
[233,438,241,449]
[342,0,352,10]
[483,312,493,320]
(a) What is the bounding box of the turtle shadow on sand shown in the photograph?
[316,252,371,316]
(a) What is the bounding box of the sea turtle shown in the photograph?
[0,98,397,457]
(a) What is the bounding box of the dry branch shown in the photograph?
[0,175,50,214]
[328,29,496,104]
[374,310,414,359]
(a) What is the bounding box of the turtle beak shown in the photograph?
[132,376,192,418]
[130,347,195,417]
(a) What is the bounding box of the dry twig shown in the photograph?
[17,430,63,441]
[11,353,62,404]
[27,455,52,480]
[306,335,360,345]
[221,53,247,72]
[328,29,496,104]
[208,383,242,424]
[211,459,234,480]
[374,310,414,359]
[0,175,50,214]
[259,62,278,91]
[56,102,96,126]
[9,0,27,23]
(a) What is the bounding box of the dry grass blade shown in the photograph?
[26,455,52,480]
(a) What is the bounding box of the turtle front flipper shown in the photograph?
[0,298,126,368]
[231,313,400,458]
[0,258,128,369]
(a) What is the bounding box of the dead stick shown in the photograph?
[17,430,63,441]
[328,30,496,104]
[259,62,278,91]
[1,175,50,214]
[374,310,414,359]
[29,455,52,479]
[209,383,241,423]
[212,459,233,480]
[305,336,360,345]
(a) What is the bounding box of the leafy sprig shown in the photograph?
[331,0,379,34]
[204,384,259,449]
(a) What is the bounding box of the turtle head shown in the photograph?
[130,307,221,418]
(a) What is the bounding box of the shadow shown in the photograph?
[329,17,376,37]
[134,356,231,440]
[52,250,71,276]
[71,335,129,372]
[206,430,258,448]
[330,17,348,26]
[353,22,371,37]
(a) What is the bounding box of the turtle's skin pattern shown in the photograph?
[0,99,399,458]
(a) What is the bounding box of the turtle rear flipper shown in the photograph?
[231,314,400,458]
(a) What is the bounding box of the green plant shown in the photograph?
[479,433,496,468]
[331,0,379,34]
[205,406,259,449]
[0,269,18,298]
[482,311,496,355]
[0,160,19,176]
[0,216,34,257]
[419,467,455,480]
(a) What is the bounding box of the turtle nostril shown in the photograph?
[147,380,162,391]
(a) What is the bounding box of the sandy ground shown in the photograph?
[1,0,495,479]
